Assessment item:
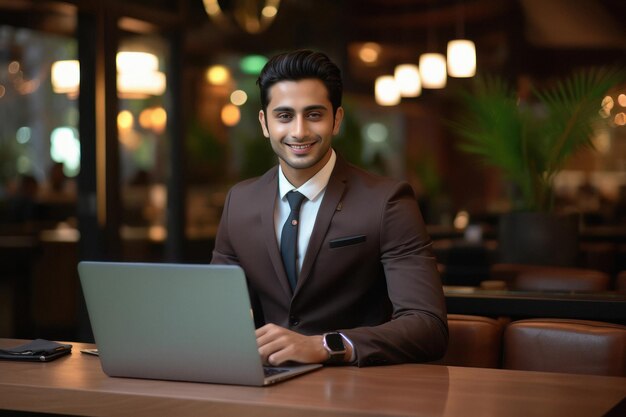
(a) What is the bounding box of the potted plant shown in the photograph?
[450,68,625,266]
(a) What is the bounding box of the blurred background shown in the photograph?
[0,0,625,341]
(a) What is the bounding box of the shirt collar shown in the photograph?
[278,149,336,202]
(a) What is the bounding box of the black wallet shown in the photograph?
[0,339,72,362]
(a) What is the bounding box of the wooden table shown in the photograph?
[1,339,625,417]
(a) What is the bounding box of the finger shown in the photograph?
[268,344,295,366]
[260,341,291,366]
[254,323,271,338]
[257,332,290,364]
[256,325,284,348]
[258,333,289,356]
[255,323,281,339]
[268,351,284,366]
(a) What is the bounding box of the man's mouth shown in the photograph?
[287,143,314,151]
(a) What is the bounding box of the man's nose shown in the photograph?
[290,115,308,139]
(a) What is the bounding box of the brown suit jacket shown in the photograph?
[211,154,448,366]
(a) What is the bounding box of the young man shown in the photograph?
[211,50,447,367]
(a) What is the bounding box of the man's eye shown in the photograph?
[307,112,322,119]
[276,113,292,120]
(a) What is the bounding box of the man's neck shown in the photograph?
[280,149,333,188]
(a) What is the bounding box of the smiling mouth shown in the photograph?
[287,143,314,150]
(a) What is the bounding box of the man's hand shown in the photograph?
[256,323,329,366]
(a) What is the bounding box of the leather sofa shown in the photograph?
[502,318,626,377]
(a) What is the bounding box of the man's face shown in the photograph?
[259,79,343,186]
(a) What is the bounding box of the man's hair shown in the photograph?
[257,49,343,114]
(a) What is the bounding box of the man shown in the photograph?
[211,50,447,367]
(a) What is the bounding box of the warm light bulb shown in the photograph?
[419,53,447,89]
[139,108,153,129]
[230,90,248,106]
[117,71,166,98]
[375,75,401,106]
[116,52,158,73]
[394,64,421,97]
[150,107,167,134]
[221,104,241,126]
[116,52,165,98]
[447,39,476,78]
[51,60,80,95]
[262,5,278,17]
[359,42,382,64]
[602,96,614,111]
[206,65,230,85]
[117,110,134,130]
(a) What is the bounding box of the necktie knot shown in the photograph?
[286,191,306,211]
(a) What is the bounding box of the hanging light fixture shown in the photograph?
[447,39,476,78]
[419,22,447,89]
[203,0,281,34]
[359,42,382,65]
[116,51,166,98]
[52,52,165,99]
[375,75,401,106]
[419,53,447,89]
[394,64,421,97]
[447,2,476,78]
[51,60,80,97]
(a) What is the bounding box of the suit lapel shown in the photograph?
[296,156,348,294]
[259,167,294,297]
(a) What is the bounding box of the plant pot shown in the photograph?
[498,212,580,267]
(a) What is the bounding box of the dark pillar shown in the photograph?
[76,6,121,341]
[164,30,186,262]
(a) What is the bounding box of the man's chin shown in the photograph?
[284,157,317,170]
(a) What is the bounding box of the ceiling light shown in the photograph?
[419,53,447,89]
[51,60,80,96]
[116,52,166,98]
[206,65,230,85]
[359,42,382,65]
[375,75,400,106]
[394,64,421,97]
[447,39,476,78]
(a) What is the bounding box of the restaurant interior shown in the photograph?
[0,0,625,376]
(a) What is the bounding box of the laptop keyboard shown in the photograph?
[264,367,289,377]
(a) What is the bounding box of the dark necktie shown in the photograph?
[280,191,306,291]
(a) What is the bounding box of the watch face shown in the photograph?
[325,333,345,351]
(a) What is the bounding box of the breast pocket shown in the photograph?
[329,235,367,249]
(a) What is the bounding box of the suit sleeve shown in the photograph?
[340,182,448,366]
[210,189,240,266]
[211,188,267,328]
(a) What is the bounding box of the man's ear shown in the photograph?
[259,110,270,138]
[332,107,345,135]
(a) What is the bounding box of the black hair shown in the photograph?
[257,49,343,114]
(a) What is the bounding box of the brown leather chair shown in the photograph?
[490,263,610,292]
[503,318,626,376]
[431,314,504,368]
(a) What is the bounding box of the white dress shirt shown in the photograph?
[275,149,336,274]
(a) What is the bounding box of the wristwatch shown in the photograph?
[322,332,346,364]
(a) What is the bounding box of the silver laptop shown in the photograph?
[78,261,321,386]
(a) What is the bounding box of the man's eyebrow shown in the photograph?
[271,104,328,113]
[271,106,294,113]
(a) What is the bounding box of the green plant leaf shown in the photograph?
[449,67,625,211]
